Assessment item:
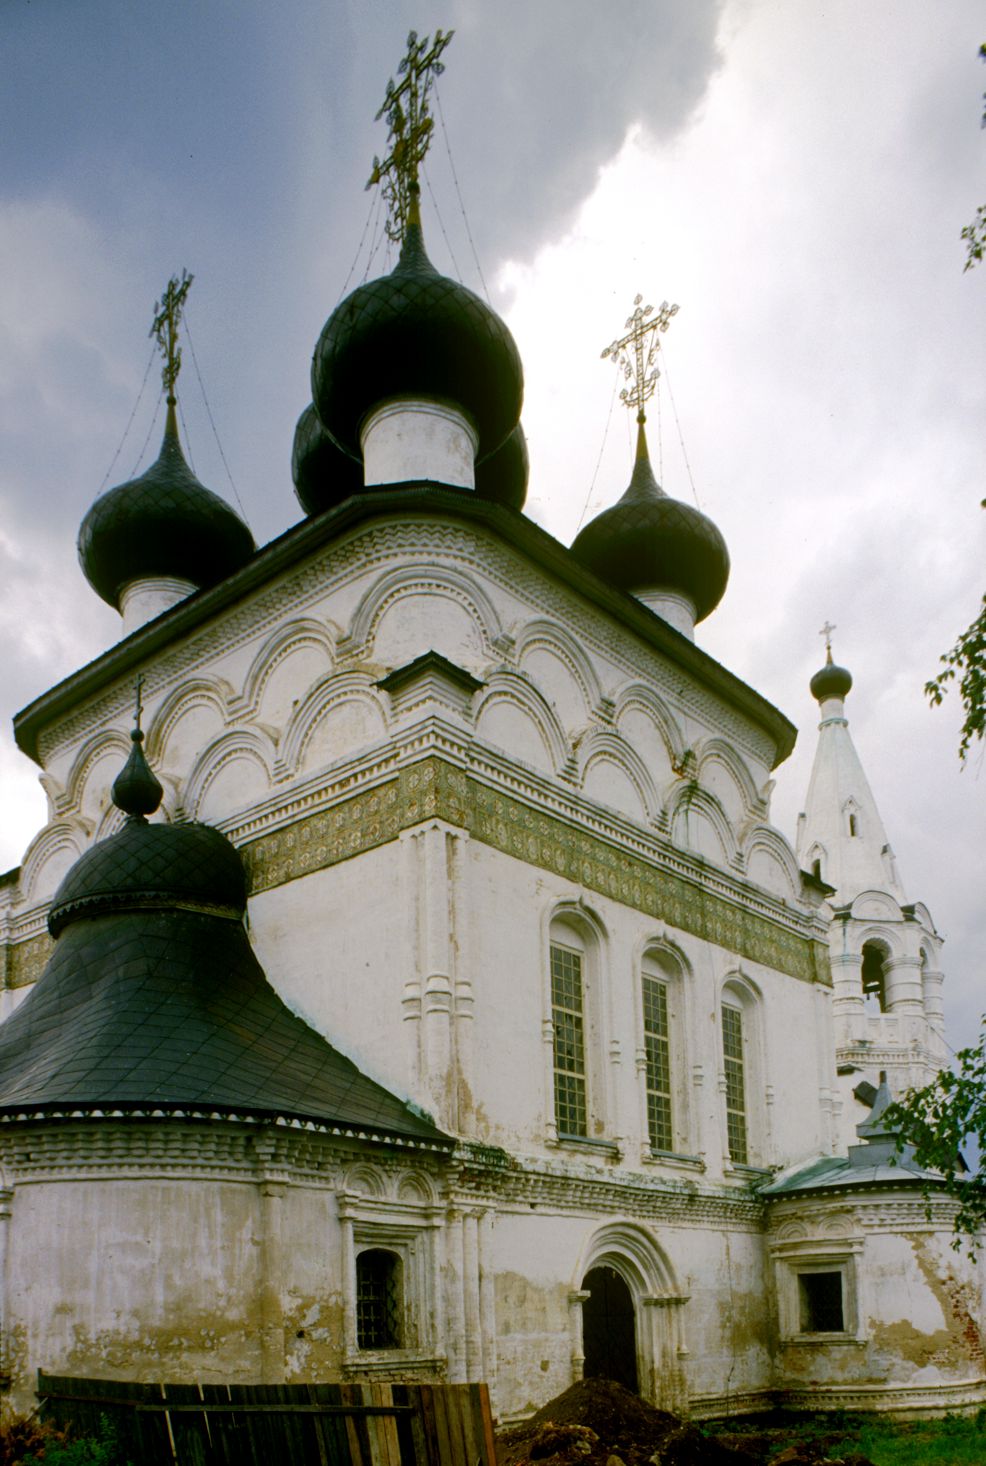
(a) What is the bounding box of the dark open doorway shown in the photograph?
[582,1264,638,1393]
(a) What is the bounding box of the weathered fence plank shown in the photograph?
[36,1372,494,1465]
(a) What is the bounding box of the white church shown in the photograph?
[0,37,980,1422]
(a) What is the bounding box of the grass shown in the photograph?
[835,1411,986,1466]
[704,1408,986,1466]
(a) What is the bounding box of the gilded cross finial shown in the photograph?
[366,28,454,242]
[150,269,194,404]
[601,294,679,424]
[819,620,837,662]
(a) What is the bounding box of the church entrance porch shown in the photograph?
[582,1264,639,1392]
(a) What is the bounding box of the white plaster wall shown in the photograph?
[768,1195,986,1406]
[5,1177,265,1396]
[249,830,828,1180]
[489,1209,771,1419]
[248,844,415,1109]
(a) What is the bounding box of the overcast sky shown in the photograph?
[2,1,983,1048]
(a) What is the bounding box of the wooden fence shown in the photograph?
[37,1373,496,1466]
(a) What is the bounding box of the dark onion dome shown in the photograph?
[111,724,163,818]
[810,653,853,702]
[48,817,247,937]
[78,401,254,609]
[474,422,529,511]
[311,204,523,465]
[570,424,729,623]
[292,402,364,516]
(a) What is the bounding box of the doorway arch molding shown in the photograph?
[569,1220,689,1413]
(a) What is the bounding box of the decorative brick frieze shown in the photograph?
[241,755,828,985]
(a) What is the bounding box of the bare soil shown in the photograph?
[494,1379,878,1466]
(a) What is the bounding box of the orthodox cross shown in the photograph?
[366,28,454,242]
[819,620,837,658]
[150,269,194,404]
[601,295,679,423]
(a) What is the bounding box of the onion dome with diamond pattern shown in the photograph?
[474,422,529,511]
[48,738,246,938]
[78,402,255,609]
[810,653,853,702]
[571,423,729,623]
[292,403,364,516]
[311,208,523,473]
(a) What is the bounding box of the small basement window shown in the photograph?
[798,1271,844,1333]
[356,1248,403,1349]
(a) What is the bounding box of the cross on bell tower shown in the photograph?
[819,619,837,663]
[366,28,454,243]
[601,294,679,424]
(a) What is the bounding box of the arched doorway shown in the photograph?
[572,1222,688,1412]
[581,1264,638,1392]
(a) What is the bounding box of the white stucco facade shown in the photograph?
[0,485,979,1420]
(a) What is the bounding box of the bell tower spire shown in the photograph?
[796,634,947,1147]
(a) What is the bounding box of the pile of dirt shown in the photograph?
[494,1378,757,1465]
[494,1380,879,1466]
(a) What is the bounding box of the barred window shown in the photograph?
[642,976,673,1152]
[722,1003,748,1164]
[356,1248,402,1350]
[551,942,587,1137]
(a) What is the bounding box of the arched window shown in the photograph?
[548,908,605,1141]
[356,1248,403,1350]
[721,1002,748,1163]
[639,947,688,1156]
[551,939,587,1136]
[861,941,889,1013]
[720,978,763,1168]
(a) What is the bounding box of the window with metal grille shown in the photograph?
[356,1248,402,1349]
[798,1271,845,1332]
[722,1003,748,1164]
[642,976,673,1152]
[551,942,587,1137]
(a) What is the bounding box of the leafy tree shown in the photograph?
[885,1040,986,1247]
[926,46,986,755]
[925,585,986,761]
[961,43,986,272]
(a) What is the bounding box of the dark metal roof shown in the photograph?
[761,1074,936,1197]
[312,219,523,461]
[15,487,798,770]
[292,403,364,517]
[474,422,529,511]
[810,660,853,702]
[48,819,247,937]
[78,418,255,609]
[571,430,729,622]
[1,776,448,1146]
[0,905,448,1146]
